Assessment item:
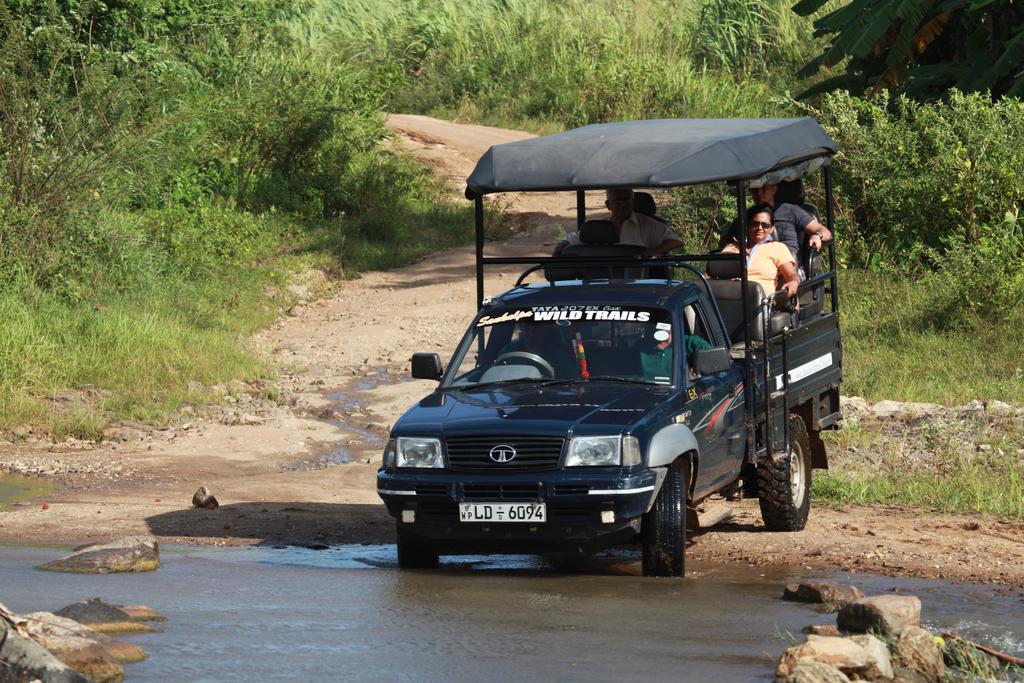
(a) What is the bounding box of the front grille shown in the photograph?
[445,435,565,471]
[462,483,543,501]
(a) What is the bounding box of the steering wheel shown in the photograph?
[493,351,556,378]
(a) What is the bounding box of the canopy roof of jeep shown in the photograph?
[465,117,837,196]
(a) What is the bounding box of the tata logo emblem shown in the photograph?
[489,444,517,463]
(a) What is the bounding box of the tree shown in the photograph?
[794,0,1024,100]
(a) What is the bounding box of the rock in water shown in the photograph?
[40,536,160,574]
[0,616,91,682]
[54,599,153,635]
[783,582,864,610]
[786,658,851,683]
[893,626,946,680]
[19,612,126,682]
[192,485,219,509]
[848,634,894,679]
[776,636,874,680]
[837,595,921,636]
[117,605,167,622]
[23,612,147,664]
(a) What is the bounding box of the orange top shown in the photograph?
[720,241,795,297]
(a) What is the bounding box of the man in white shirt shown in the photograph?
[553,189,684,256]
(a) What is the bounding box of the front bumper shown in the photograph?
[377,468,659,554]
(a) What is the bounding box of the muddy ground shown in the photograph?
[1,114,1023,590]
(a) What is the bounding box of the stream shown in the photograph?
[2,544,1022,681]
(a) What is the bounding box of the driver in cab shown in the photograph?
[640,326,712,383]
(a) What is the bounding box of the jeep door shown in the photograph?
[683,301,745,494]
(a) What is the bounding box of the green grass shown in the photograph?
[840,269,1024,404]
[814,414,1024,520]
[0,155,475,439]
[814,463,1024,521]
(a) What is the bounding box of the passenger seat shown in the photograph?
[705,256,793,346]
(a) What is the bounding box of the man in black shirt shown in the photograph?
[719,182,832,258]
[751,182,831,258]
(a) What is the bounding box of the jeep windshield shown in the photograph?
[442,305,675,388]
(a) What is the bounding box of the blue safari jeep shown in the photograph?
[378,118,844,576]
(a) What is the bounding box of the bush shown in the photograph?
[808,90,1024,272]
[0,0,475,432]
[923,209,1024,321]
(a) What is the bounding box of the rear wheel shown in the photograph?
[642,461,688,577]
[396,529,439,569]
[757,414,812,531]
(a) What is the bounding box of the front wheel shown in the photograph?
[396,529,439,569]
[642,461,688,577]
[757,414,812,531]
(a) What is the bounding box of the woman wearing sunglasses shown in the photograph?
[720,203,800,301]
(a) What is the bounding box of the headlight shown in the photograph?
[396,437,444,468]
[566,436,621,466]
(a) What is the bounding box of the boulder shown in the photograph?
[192,485,219,509]
[776,636,875,680]
[0,617,90,682]
[871,400,906,420]
[904,403,944,424]
[957,400,986,419]
[839,396,868,415]
[849,633,895,679]
[837,595,921,636]
[19,612,125,682]
[987,400,1014,417]
[893,626,945,681]
[40,536,160,574]
[783,582,864,610]
[785,658,852,683]
[23,612,147,664]
[117,604,166,622]
[54,598,153,635]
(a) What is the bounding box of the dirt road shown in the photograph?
[2,114,1023,588]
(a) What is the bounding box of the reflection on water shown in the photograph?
[0,544,1021,682]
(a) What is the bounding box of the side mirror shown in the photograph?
[411,352,444,380]
[692,347,731,376]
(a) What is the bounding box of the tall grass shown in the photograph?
[840,270,1024,404]
[300,0,824,130]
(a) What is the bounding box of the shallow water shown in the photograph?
[0,473,54,511]
[317,367,404,465]
[2,545,1022,682]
